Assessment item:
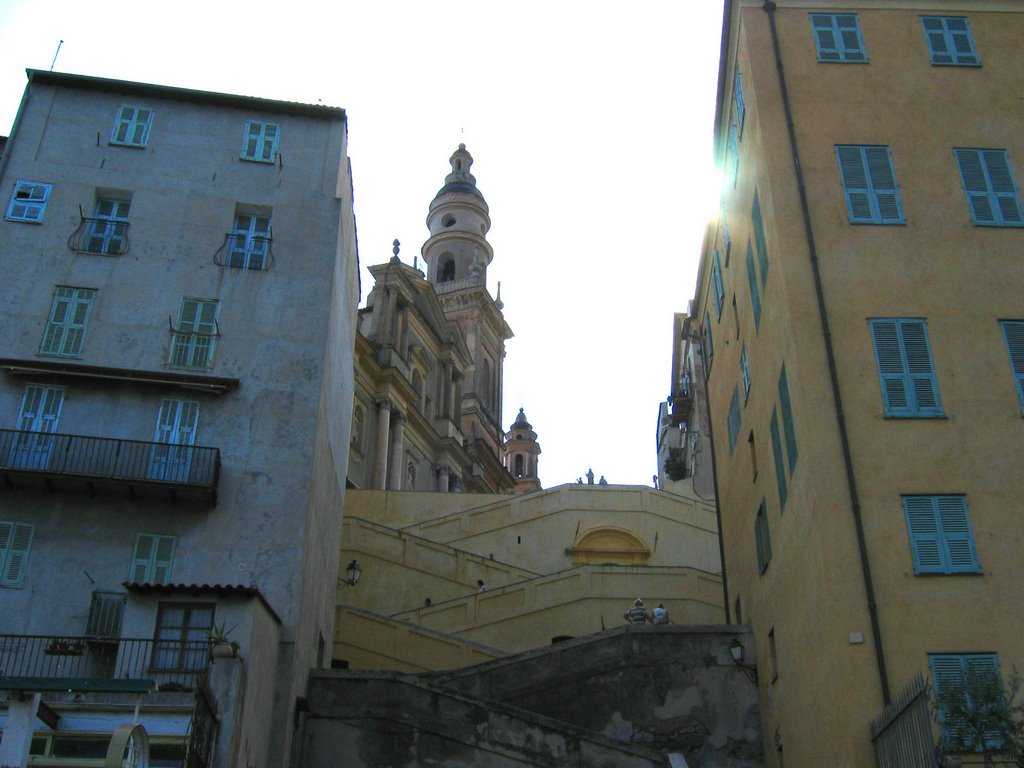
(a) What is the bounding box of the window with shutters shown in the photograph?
[733,70,745,137]
[903,495,979,574]
[810,13,867,63]
[929,653,1003,750]
[6,181,51,222]
[169,299,219,370]
[746,242,761,331]
[712,250,725,320]
[226,209,272,270]
[241,120,280,163]
[110,105,153,148]
[0,521,34,587]
[835,146,905,224]
[83,197,131,255]
[728,122,740,187]
[727,388,741,453]
[11,385,64,470]
[740,345,751,400]
[130,533,176,584]
[921,16,979,66]
[778,365,798,471]
[752,191,769,284]
[1000,321,1024,414]
[721,211,732,264]
[770,409,788,511]
[870,319,943,417]
[954,149,1024,227]
[40,287,96,357]
[755,500,772,575]
[148,400,199,483]
[703,312,714,368]
[152,603,213,671]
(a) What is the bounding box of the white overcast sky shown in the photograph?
[0,0,724,488]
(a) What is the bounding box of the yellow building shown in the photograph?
[693,2,1024,765]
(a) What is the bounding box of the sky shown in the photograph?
[0,1,725,488]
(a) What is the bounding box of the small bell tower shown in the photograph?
[504,408,542,495]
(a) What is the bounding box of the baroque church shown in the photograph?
[346,143,537,494]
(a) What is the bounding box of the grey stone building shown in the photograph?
[0,70,359,768]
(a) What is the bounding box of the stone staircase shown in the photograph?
[305,624,763,768]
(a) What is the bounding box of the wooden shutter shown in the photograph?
[936,496,979,573]
[904,496,945,572]
[733,71,745,133]
[1001,321,1024,411]
[770,410,788,511]
[131,533,175,584]
[900,320,942,414]
[728,389,741,453]
[0,522,35,587]
[778,366,798,470]
[871,320,910,414]
[752,192,769,282]
[712,250,724,319]
[740,345,751,398]
[954,148,1023,226]
[746,243,761,330]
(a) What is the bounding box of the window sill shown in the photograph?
[5,217,44,224]
[882,413,947,420]
[108,142,147,150]
[239,157,275,165]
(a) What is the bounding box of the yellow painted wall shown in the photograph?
[699,3,1024,766]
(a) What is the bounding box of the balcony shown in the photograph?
[213,233,274,271]
[67,217,130,256]
[0,634,210,693]
[0,429,220,505]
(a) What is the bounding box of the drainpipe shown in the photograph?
[761,0,891,704]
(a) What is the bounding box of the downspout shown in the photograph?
[761,1,891,703]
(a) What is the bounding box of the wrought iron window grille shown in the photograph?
[67,206,130,256]
[213,230,274,271]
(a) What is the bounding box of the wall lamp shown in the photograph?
[729,638,758,684]
[338,560,362,587]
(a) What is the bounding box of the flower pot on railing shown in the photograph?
[211,641,238,659]
[45,639,85,656]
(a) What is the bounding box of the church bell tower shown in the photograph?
[423,145,513,469]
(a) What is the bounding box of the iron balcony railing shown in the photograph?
[0,429,220,498]
[67,217,131,256]
[0,635,211,692]
[213,233,274,271]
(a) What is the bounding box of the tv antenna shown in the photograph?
[50,40,64,71]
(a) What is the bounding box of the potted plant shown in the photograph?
[207,621,239,659]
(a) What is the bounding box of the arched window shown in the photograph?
[440,258,456,283]
[407,463,416,489]
[514,454,524,478]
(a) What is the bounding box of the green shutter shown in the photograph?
[728,388,741,453]
[936,496,979,573]
[130,533,176,584]
[836,145,904,224]
[955,148,1024,226]
[0,522,34,587]
[904,496,945,573]
[712,250,725,319]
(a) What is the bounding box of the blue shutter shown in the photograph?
[733,70,745,135]
[721,212,731,261]
[921,16,979,66]
[836,146,905,224]
[770,409,788,511]
[930,654,1003,751]
[955,148,1024,226]
[740,345,751,399]
[746,243,761,331]
[727,388,741,453]
[712,250,725,320]
[811,13,867,63]
[703,311,714,364]
[752,191,769,284]
[1000,321,1024,413]
[755,500,771,574]
[904,495,979,574]
[778,365,798,471]
[729,123,740,187]
[903,496,946,573]
[936,496,979,573]
[870,319,942,417]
